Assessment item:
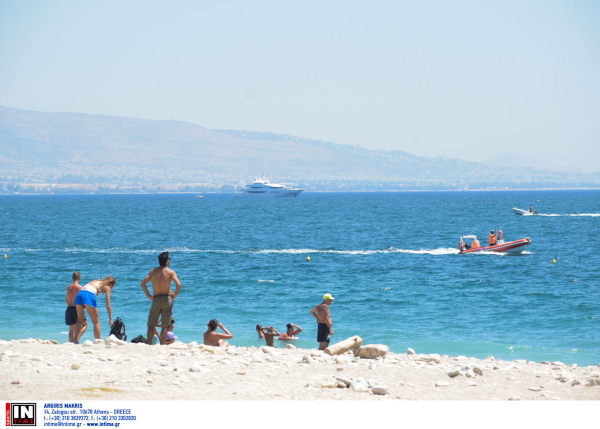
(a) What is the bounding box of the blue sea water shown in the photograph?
[0,191,599,365]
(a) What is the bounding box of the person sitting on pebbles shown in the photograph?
[165,331,177,345]
[203,319,233,348]
[277,323,303,341]
[161,319,177,345]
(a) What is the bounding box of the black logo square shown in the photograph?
[11,403,36,426]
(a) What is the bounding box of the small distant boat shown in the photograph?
[513,207,538,215]
[459,235,531,254]
[195,195,204,198]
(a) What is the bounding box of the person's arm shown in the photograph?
[272,329,280,336]
[103,286,113,327]
[310,306,319,322]
[171,270,182,299]
[141,272,153,300]
[216,323,233,340]
[323,306,333,335]
[293,324,303,335]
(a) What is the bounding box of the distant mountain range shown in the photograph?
[483,152,581,174]
[1,106,598,192]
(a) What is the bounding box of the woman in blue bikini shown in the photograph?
[73,276,116,343]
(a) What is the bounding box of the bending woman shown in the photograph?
[73,276,116,343]
[203,319,233,348]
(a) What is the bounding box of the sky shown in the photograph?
[1,1,599,172]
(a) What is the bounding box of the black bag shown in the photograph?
[130,335,146,344]
[109,317,127,341]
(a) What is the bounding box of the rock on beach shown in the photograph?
[353,344,389,359]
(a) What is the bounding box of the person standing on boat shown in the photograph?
[528,205,534,213]
[472,237,481,249]
[489,230,497,246]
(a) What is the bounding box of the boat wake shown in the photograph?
[257,247,460,255]
[1,246,461,256]
[537,213,600,217]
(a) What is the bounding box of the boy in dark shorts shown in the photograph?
[65,272,88,343]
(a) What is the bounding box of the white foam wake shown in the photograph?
[538,213,600,217]
[255,247,460,255]
[6,246,461,255]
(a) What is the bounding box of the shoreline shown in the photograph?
[2,338,599,401]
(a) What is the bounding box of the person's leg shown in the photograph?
[85,305,101,339]
[146,323,156,345]
[147,298,163,344]
[158,296,172,345]
[318,341,328,351]
[68,325,75,343]
[77,320,88,341]
[73,305,86,344]
[219,340,229,348]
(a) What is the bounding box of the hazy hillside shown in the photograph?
[1,106,598,192]
[483,152,580,174]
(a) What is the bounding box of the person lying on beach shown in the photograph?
[66,272,88,343]
[262,326,280,347]
[73,276,116,343]
[277,323,302,341]
[256,324,265,339]
[203,319,233,348]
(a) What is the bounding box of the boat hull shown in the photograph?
[460,238,531,254]
[232,189,304,198]
[513,207,536,215]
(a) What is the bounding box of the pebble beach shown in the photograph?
[2,337,600,401]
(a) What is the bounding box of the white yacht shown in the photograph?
[233,178,304,198]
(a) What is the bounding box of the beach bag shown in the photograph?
[110,317,127,341]
[131,335,146,344]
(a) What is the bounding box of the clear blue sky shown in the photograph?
[1,1,599,171]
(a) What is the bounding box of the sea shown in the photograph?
[0,191,599,365]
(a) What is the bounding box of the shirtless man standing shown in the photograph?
[141,251,182,345]
[310,293,334,350]
[65,272,88,343]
